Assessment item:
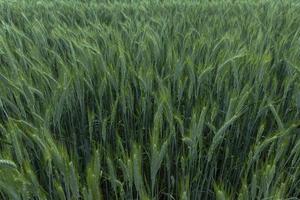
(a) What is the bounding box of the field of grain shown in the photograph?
[0,0,300,199]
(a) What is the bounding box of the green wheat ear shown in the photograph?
[0,159,17,169]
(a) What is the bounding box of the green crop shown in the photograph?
[0,0,300,199]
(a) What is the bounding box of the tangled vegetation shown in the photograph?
[0,0,300,199]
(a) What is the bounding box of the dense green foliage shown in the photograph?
[0,0,300,199]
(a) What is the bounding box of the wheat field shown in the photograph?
[0,0,300,199]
